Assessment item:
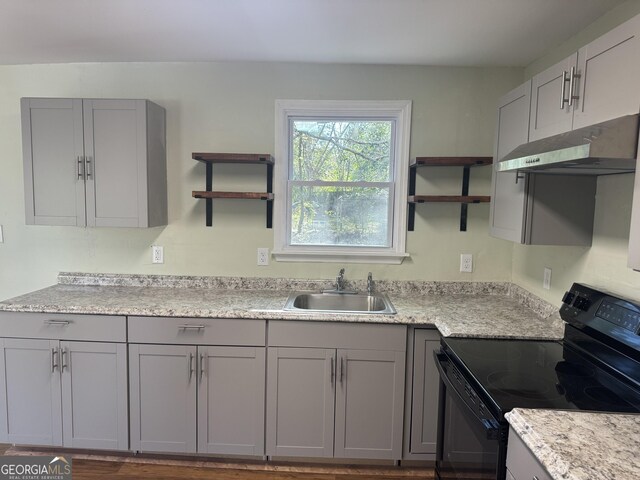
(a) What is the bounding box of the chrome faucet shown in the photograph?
[367,272,374,295]
[336,268,346,291]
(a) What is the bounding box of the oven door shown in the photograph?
[434,352,507,480]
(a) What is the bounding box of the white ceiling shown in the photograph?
[0,0,628,67]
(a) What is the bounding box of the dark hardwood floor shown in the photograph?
[0,446,434,480]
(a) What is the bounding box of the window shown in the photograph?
[273,100,411,263]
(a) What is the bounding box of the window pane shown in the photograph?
[290,185,390,247]
[291,120,392,182]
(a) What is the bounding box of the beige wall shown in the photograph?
[514,0,640,304]
[0,62,522,299]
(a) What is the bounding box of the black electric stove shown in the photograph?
[434,283,640,480]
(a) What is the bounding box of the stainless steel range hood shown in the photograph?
[497,114,639,175]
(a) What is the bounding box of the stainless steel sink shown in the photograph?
[283,292,396,314]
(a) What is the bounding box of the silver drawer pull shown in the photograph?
[178,325,205,330]
[45,320,71,326]
[533,476,540,480]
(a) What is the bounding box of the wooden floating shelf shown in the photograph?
[409,195,491,204]
[411,156,493,167]
[192,152,274,228]
[408,156,493,232]
[192,191,274,200]
[192,153,274,164]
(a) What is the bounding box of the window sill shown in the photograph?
[272,250,410,264]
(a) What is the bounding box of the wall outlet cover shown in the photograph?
[543,267,552,290]
[257,248,269,266]
[152,245,164,264]
[460,253,473,273]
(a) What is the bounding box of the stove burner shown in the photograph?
[486,371,562,401]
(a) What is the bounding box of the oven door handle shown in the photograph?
[434,351,500,440]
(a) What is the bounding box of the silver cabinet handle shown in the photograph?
[61,347,68,371]
[45,320,70,326]
[568,66,580,107]
[560,70,569,109]
[77,156,85,180]
[187,352,194,381]
[339,356,345,385]
[199,353,205,380]
[85,156,92,180]
[51,348,59,372]
[533,476,540,480]
[178,325,205,330]
[330,357,335,385]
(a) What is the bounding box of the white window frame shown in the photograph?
[273,99,412,264]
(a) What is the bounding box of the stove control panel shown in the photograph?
[561,283,640,342]
[596,300,640,333]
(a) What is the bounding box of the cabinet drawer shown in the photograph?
[128,316,266,346]
[268,320,406,351]
[506,428,552,480]
[0,311,126,342]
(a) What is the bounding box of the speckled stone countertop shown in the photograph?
[0,273,564,340]
[506,408,640,480]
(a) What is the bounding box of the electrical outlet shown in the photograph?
[152,245,164,264]
[543,267,552,290]
[0,225,3,243]
[257,248,269,266]
[460,254,473,273]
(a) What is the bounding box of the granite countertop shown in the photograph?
[0,273,565,340]
[506,408,640,480]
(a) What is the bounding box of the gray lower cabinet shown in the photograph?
[266,321,406,461]
[128,316,267,456]
[21,97,167,227]
[506,428,552,480]
[405,328,440,458]
[0,337,128,450]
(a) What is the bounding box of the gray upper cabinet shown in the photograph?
[491,82,597,246]
[21,98,167,228]
[573,14,640,129]
[529,54,577,141]
[490,81,531,243]
[266,321,406,461]
[529,14,640,141]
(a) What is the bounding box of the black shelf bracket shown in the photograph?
[408,166,417,231]
[460,166,470,232]
[266,163,273,229]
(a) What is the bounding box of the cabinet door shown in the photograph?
[574,14,640,130]
[197,346,265,455]
[490,81,531,243]
[629,156,640,270]
[334,349,405,460]
[0,338,62,446]
[529,54,577,141]
[266,347,335,457]
[410,330,440,455]
[60,341,128,450]
[83,99,148,227]
[21,98,86,226]
[129,344,197,453]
